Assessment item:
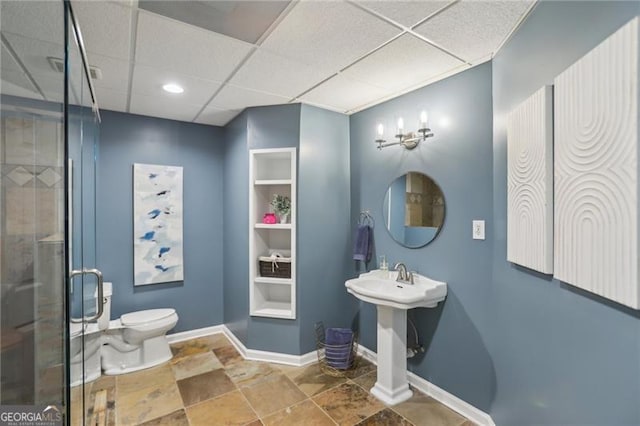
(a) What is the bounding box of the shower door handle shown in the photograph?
[69,268,104,323]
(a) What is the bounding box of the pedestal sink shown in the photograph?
[345,270,446,405]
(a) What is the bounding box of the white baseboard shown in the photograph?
[167,325,494,426]
[166,325,225,344]
[357,344,495,426]
[168,324,317,367]
[223,325,317,366]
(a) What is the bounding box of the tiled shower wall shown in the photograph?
[0,113,65,403]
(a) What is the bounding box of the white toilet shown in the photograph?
[99,282,178,375]
[69,321,102,387]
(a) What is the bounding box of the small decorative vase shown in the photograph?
[263,213,276,224]
[279,213,289,224]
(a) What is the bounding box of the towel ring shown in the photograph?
[359,210,374,227]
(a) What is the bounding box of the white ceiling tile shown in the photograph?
[86,54,130,91]
[342,33,464,92]
[135,10,253,82]
[71,1,132,60]
[0,1,64,43]
[2,34,74,103]
[95,87,128,112]
[230,49,332,98]
[2,33,76,76]
[131,64,221,105]
[261,1,401,74]
[194,106,241,127]
[129,92,202,122]
[1,42,22,72]
[414,0,533,61]
[1,71,42,100]
[299,73,391,112]
[209,85,290,111]
[355,0,453,28]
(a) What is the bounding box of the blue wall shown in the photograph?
[490,2,640,424]
[222,111,250,343]
[223,104,302,354]
[222,103,354,355]
[298,104,355,352]
[246,104,301,354]
[350,62,495,411]
[96,110,224,332]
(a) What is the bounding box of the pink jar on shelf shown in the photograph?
[263,213,276,224]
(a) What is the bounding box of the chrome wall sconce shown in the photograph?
[375,111,434,150]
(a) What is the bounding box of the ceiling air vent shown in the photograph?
[47,57,103,80]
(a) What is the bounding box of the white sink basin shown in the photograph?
[345,269,447,405]
[345,270,447,310]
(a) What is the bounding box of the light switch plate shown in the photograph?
[473,220,485,240]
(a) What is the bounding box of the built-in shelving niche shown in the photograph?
[249,148,297,319]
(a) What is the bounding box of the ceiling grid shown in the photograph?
[0,0,536,125]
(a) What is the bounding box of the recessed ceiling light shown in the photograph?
[162,83,184,94]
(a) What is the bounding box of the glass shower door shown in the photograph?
[0,0,67,419]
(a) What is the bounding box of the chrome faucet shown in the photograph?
[394,262,414,284]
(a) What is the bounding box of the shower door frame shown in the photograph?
[64,0,103,423]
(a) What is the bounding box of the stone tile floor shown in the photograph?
[73,333,473,426]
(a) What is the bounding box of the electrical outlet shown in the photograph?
[472,220,485,240]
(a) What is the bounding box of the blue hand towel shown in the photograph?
[353,224,372,262]
[325,328,353,370]
[326,328,353,345]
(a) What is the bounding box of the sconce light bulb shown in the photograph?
[397,117,404,133]
[420,110,428,127]
[377,123,384,137]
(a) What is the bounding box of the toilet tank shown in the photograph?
[95,281,112,330]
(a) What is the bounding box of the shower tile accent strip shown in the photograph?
[73,333,472,426]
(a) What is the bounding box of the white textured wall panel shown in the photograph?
[554,18,639,309]
[507,86,553,273]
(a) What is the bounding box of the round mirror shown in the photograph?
[382,172,445,248]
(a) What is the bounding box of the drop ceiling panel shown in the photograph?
[0,1,64,43]
[3,33,77,103]
[71,1,132,60]
[299,73,391,112]
[261,1,401,74]
[194,106,241,127]
[1,42,21,72]
[130,92,203,122]
[131,64,222,105]
[354,1,453,28]
[1,71,41,100]
[414,0,532,62]
[230,48,332,98]
[135,10,254,82]
[209,84,290,111]
[342,33,465,92]
[94,87,128,112]
[85,54,130,92]
[138,1,290,44]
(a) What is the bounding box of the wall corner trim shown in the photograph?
[170,324,317,366]
[223,325,317,366]
[357,345,496,426]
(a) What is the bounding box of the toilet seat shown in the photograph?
[121,309,176,326]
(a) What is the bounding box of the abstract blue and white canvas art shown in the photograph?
[133,163,184,285]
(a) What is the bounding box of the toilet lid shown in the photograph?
[121,309,175,326]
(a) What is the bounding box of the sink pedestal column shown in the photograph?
[370,305,413,405]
